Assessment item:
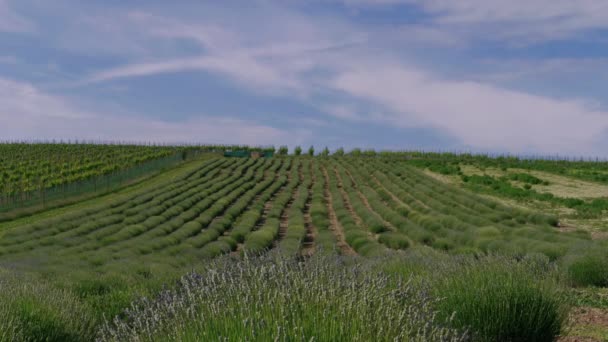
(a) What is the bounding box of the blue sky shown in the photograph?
[1,0,608,156]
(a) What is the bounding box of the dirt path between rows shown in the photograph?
[332,167,364,227]
[321,164,356,256]
[276,162,302,246]
[301,162,316,257]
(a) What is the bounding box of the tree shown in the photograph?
[308,146,315,156]
[334,147,344,156]
[278,146,289,156]
[351,148,362,157]
[294,146,302,156]
[363,149,377,157]
[321,147,330,157]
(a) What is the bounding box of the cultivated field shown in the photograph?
[1,145,607,341]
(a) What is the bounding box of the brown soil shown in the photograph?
[301,162,316,257]
[276,162,302,246]
[591,231,608,240]
[557,223,608,241]
[558,336,601,342]
[321,165,356,256]
[570,307,608,328]
[557,307,608,342]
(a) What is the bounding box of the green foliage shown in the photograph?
[565,249,608,287]
[334,147,345,156]
[308,146,315,156]
[506,172,548,185]
[378,232,410,250]
[407,159,462,175]
[350,148,362,157]
[321,146,330,157]
[363,149,377,157]
[0,275,97,342]
[277,145,288,155]
[433,256,568,342]
[294,146,302,156]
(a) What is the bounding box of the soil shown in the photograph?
[301,162,316,256]
[321,165,356,256]
[558,307,608,342]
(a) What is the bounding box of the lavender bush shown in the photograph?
[97,253,467,341]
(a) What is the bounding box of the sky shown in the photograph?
[1,0,608,156]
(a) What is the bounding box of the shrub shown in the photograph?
[564,250,608,287]
[278,146,288,155]
[98,254,465,341]
[433,257,568,342]
[0,274,96,342]
[378,232,410,250]
[321,146,330,156]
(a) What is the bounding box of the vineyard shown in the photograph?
[0,147,607,341]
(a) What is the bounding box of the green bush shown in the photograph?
[433,257,568,342]
[565,250,608,287]
[0,275,96,342]
[378,232,410,250]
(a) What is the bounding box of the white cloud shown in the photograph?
[0,0,34,33]
[411,0,608,25]
[5,0,608,156]
[0,77,301,145]
[331,64,608,155]
[82,13,359,97]
[86,54,304,96]
[76,4,608,155]
[339,0,608,43]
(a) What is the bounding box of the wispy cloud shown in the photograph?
[2,0,608,155]
[339,0,608,44]
[0,77,305,145]
[0,0,34,33]
[82,12,363,97]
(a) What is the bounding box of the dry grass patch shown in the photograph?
[458,164,608,199]
[560,307,608,342]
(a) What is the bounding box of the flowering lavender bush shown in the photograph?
[97,253,467,341]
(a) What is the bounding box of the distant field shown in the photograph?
[1,145,608,341]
